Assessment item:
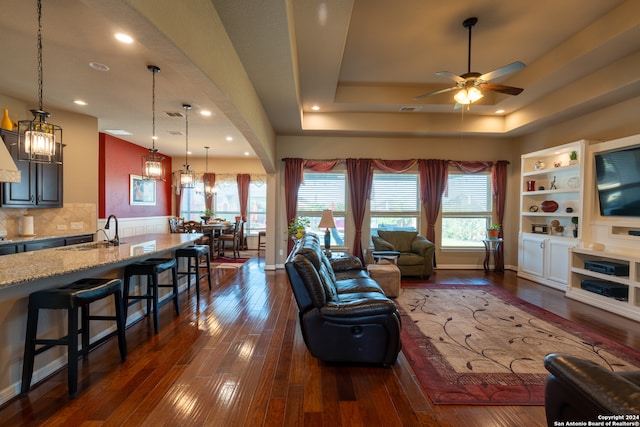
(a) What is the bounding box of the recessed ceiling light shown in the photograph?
[89,62,110,72]
[74,100,87,106]
[311,105,320,111]
[114,33,134,44]
[104,129,132,136]
[226,136,233,142]
[244,152,250,156]
[495,109,505,114]
[200,110,212,117]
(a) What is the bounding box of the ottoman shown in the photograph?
[367,262,401,298]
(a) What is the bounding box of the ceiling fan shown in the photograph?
[413,17,525,105]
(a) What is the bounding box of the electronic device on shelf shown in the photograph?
[584,260,629,276]
[595,145,640,217]
[580,279,629,300]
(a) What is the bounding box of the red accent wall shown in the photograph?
[99,133,172,218]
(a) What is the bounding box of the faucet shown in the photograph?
[104,214,120,246]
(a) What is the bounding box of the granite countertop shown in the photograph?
[0,233,201,289]
[0,232,94,245]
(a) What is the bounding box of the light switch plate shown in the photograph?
[70,222,83,230]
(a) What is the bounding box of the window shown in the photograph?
[214,182,240,220]
[297,172,346,246]
[441,172,493,248]
[179,179,267,236]
[370,173,419,236]
[246,182,266,235]
[179,185,206,221]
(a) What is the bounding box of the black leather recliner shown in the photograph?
[544,353,640,426]
[285,234,401,366]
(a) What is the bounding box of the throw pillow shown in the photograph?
[372,236,395,251]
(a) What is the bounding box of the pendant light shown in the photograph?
[141,65,166,181]
[179,104,195,188]
[203,146,215,197]
[17,0,62,164]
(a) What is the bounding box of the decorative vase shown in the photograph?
[1,109,13,131]
[487,229,499,239]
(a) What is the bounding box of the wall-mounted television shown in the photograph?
[595,145,640,217]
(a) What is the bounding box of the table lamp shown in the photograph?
[318,209,336,251]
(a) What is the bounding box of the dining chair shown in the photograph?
[168,217,184,233]
[183,220,210,246]
[218,220,241,259]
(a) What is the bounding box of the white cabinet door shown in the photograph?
[520,234,546,278]
[546,239,573,286]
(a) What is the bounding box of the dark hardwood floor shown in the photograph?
[2,256,639,426]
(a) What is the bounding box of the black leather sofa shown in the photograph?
[544,353,640,426]
[285,234,401,366]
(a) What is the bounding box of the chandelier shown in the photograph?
[17,0,62,164]
[141,65,166,181]
[179,104,195,188]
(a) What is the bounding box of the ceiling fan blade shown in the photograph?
[413,86,458,100]
[436,71,466,83]
[482,83,524,96]
[478,61,525,82]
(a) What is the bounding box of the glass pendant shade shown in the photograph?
[180,166,195,188]
[17,110,62,163]
[141,148,165,180]
[454,86,483,105]
[204,178,215,197]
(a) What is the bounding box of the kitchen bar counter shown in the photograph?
[0,232,202,403]
[0,233,200,289]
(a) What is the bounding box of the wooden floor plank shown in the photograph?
[2,258,639,426]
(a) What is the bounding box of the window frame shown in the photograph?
[369,172,420,237]
[296,171,347,247]
[440,170,494,249]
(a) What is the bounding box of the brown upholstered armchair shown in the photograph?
[372,230,435,277]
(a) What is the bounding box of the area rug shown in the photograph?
[212,257,249,269]
[397,285,640,405]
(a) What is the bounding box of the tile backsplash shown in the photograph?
[0,203,96,238]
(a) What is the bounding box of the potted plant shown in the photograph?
[200,208,213,223]
[487,223,500,239]
[288,217,310,241]
[571,217,579,238]
[569,150,578,165]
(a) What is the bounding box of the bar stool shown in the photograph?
[175,245,212,299]
[21,278,127,397]
[258,230,266,251]
[123,258,180,334]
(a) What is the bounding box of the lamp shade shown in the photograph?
[318,210,336,229]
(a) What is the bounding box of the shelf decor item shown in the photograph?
[540,200,559,212]
[1,109,13,131]
[569,150,578,165]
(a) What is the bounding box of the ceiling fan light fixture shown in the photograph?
[454,87,483,105]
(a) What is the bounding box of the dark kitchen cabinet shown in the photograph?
[24,238,65,251]
[0,129,63,208]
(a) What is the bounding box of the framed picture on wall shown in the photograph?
[130,175,156,206]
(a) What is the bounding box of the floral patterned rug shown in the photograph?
[396,285,640,405]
